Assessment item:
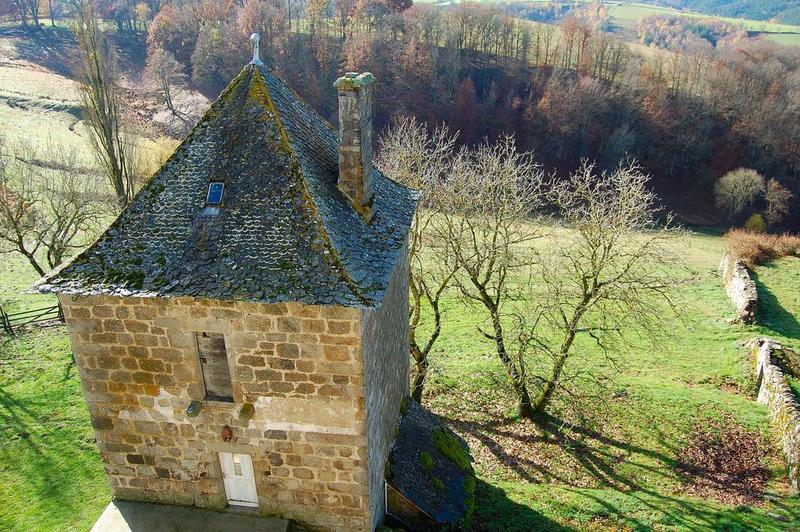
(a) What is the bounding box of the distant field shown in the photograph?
[0,29,170,168]
[416,0,800,46]
[608,2,800,33]
[761,32,800,47]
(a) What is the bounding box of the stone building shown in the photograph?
[36,36,416,531]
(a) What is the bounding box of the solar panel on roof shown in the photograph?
[206,182,224,205]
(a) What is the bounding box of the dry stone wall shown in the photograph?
[720,252,758,324]
[60,293,375,531]
[753,338,800,491]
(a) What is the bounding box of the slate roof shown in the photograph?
[388,401,474,527]
[35,63,416,308]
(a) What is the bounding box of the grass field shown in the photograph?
[607,2,800,47]
[2,228,800,530]
[416,0,800,47]
[420,228,800,529]
[0,26,170,170]
[608,2,800,33]
[755,257,800,353]
[0,330,109,532]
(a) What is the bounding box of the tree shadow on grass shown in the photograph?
[753,269,800,340]
[473,478,574,531]
[62,349,76,382]
[0,24,147,81]
[0,337,106,524]
[448,413,800,529]
[0,26,77,77]
[450,413,680,490]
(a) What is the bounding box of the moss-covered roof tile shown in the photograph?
[34,64,416,308]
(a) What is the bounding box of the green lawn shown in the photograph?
[419,229,800,529]
[0,329,109,531]
[755,256,800,353]
[2,229,800,530]
[0,254,56,314]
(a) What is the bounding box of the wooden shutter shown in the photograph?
[196,332,233,401]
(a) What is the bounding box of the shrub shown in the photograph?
[724,229,800,267]
[714,168,765,219]
[744,213,766,233]
[765,178,794,226]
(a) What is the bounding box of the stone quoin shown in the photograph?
[34,33,421,531]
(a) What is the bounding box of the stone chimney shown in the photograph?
[334,72,375,220]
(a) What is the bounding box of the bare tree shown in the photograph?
[0,137,107,276]
[764,178,793,227]
[335,0,356,39]
[73,0,136,208]
[143,47,187,115]
[378,117,462,402]
[12,0,41,27]
[519,161,683,415]
[448,136,546,419]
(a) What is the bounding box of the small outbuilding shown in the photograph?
[385,400,476,529]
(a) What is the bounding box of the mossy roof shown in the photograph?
[35,63,416,308]
[388,400,474,526]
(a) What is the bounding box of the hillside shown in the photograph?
[423,1,800,47]
[608,1,800,36]
[0,26,203,165]
[636,0,800,24]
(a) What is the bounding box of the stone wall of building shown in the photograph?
[361,241,410,529]
[754,338,800,491]
[720,251,758,324]
[59,294,374,531]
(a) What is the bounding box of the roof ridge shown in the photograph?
[248,66,372,306]
[253,65,418,197]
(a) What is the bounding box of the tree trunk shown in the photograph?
[29,2,39,27]
[411,353,428,402]
[20,247,46,277]
[489,306,535,419]
[165,84,175,114]
[530,350,569,415]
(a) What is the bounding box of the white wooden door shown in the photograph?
[219,452,259,507]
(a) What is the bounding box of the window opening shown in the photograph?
[206,182,225,205]
[196,332,232,401]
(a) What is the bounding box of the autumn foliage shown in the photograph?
[724,229,800,267]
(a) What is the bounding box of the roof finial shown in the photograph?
[249,32,263,66]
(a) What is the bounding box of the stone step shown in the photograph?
[91,500,289,532]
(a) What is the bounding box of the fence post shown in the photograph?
[0,307,13,336]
